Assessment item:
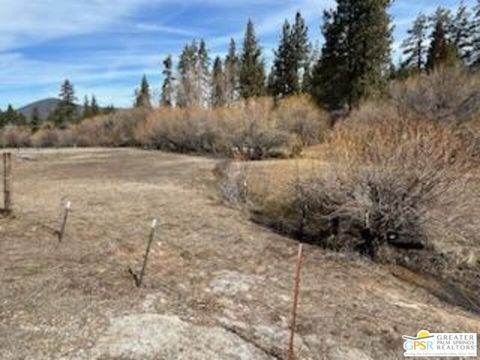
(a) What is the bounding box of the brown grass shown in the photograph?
[220,115,480,271]
[0,96,330,160]
[390,66,480,124]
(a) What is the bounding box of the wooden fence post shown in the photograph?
[129,219,158,287]
[288,244,304,360]
[3,153,12,214]
[57,201,71,242]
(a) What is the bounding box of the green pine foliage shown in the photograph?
[426,14,459,71]
[135,75,152,108]
[50,79,78,127]
[451,0,474,63]
[224,38,239,104]
[30,107,41,131]
[401,13,429,72]
[311,0,393,110]
[239,19,266,99]
[211,57,226,107]
[0,105,26,128]
[161,55,174,107]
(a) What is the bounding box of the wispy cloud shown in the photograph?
[0,0,476,109]
[0,0,151,50]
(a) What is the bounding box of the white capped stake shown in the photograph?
[65,201,71,210]
[151,219,158,229]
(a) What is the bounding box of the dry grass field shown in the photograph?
[1,148,479,360]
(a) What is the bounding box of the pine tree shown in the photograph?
[272,20,296,98]
[197,39,211,107]
[272,13,310,98]
[31,107,41,131]
[177,41,199,107]
[211,57,226,107]
[312,0,393,110]
[239,19,266,99]
[135,75,152,108]
[52,79,78,127]
[103,105,116,114]
[302,41,320,94]
[90,95,100,117]
[426,16,459,71]
[401,13,429,71]
[224,38,239,105]
[83,96,91,118]
[161,55,175,107]
[472,0,480,66]
[451,0,474,63]
[2,105,26,126]
[291,12,311,92]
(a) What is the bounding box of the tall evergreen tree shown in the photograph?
[272,20,296,98]
[177,42,198,107]
[161,55,175,107]
[291,12,311,92]
[135,75,152,108]
[52,79,78,127]
[451,0,474,63]
[302,41,320,94]
[472,0,480,66]
[211,57,226,107]
[426,16,459,70]
[312,0,393,110]
[239,19,266,99]
[83,96,91,118]
[272,13,310,98]
[90,95,100,117]
[197,39,211,107]
[401,13,429,71]
[224,38,239,105]
[31,107,41,131]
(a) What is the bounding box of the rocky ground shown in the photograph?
[0,148,478,360]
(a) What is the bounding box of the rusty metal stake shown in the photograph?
[3,153,12,214]
[288,244,304,360]
[57,201,71,242]
[129,219,157,288]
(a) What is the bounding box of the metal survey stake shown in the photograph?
[130,219,158,287]
[58,201,71,243]
[3,153,12,214]
[288,244,304,360]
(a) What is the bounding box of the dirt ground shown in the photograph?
[0,148,479,360]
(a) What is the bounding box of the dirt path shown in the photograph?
[0,148,478,360]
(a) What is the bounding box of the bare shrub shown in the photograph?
[225,117,480,267]
[390,66,480,124]
[0,126,31,147]
[31,125,60,147]
[74,108,148,147]
[134,96,326,159]
[275,95,330,146]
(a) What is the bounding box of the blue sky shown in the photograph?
[0,0,476,109]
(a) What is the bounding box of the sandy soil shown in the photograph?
[0,148,478,360]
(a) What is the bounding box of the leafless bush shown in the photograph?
[135,96,328,159]
[390,66,480,124]
[0,126,31,147]
[224,117,480,266]
[74,108,148,147]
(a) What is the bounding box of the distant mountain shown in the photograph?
[17,98,61,120]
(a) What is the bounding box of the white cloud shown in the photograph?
[0,0,151,50]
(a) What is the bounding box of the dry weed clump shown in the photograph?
[0,126,31,147]
[222,116,480,268]
[390,66,480,124]
[135,96,329,159]
[73,108,148,147]
[0,96,330,159]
